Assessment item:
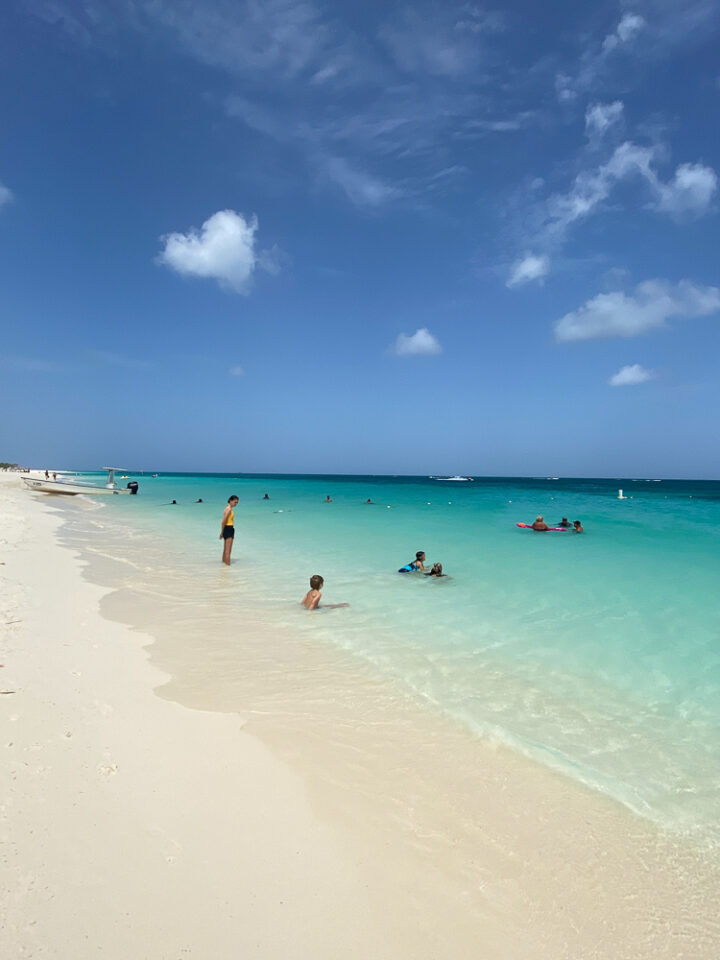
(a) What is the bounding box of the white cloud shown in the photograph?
[0,180,13,208]
[557,13,646,101]
[507,254,550,287]
[585,101,624,138]
[609,363,655,386]
[157,209,269,293]
[392,328,442,356]
[603,13,646,52]
[555,279,720,342]
[653,162,718,217]
[229,365,245,377]
[532,143,717,252]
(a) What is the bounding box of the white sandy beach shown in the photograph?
[2,471,720,959]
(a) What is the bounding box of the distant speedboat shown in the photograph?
[434,476,474,482]
[21,467,136,496]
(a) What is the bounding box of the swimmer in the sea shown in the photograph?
[557,517,570,528]
[325,495,332,503]
[398,551,426,573]
[531,515,549,531]
[573,520,584,533]
[301,574,348,610]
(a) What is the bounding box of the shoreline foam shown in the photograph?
[3,472,720,959]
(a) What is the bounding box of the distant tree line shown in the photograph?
[0,462,20,469]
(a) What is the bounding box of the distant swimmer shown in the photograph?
[164,499,178,505]
[365,498,373,504]
[219,495,239,565]
[425,562,447,578]
[301,574,349,610]
[573,520,584,533]
[263,493,270,500]
[532,516,549,531]
[196,498,203,503]
[557,517,570,528]
[398,551,426,573]
[325,495,332,503]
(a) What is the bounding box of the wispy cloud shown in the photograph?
[506,254,550,288]
[0,180,13,208]
[555,279,720,342]
[379,4,503,79]
[157,209,278,294]
[519,142,717,261]
[555,12,646,102]
[229,364,245,377]
[324,157,402,207]
[609,363,655,386]
[0,354,61,373]
[585,101,624,140]
[84,349,153,369]
[554,2,719,102]
[392,327,442,356]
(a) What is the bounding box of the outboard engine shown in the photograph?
[127,481,139,495]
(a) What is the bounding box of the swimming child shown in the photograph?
[398,551,426,573]
[301,575,349,610]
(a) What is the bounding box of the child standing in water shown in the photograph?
[219,495,239,565]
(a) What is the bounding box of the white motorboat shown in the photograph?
[433,476,474,482]
[21,467,136,496]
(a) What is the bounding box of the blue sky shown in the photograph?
[1,0,719,477]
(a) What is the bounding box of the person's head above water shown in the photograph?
[573,520,583,529]
[536,515,544,522]
[309,574,324,590]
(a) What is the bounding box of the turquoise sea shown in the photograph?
[64,471,720,846]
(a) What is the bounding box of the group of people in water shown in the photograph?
[218,495,581,606]
[219,494,450,608]
[531,516,584,532]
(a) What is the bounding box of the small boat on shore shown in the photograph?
[21,467,137,496]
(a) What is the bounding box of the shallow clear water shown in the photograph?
[69,471,720,844]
